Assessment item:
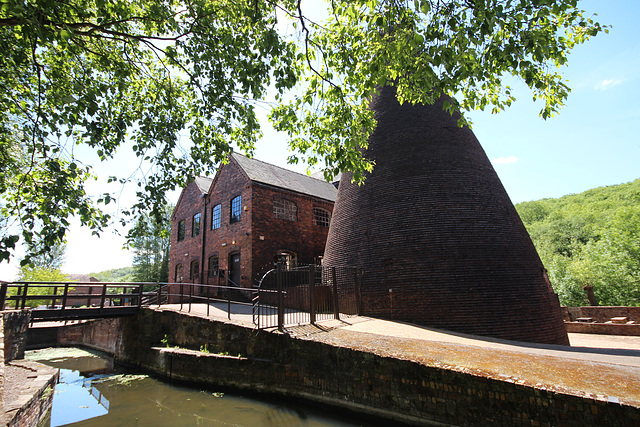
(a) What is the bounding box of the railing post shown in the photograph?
[309,264,316,325]
[332,267,340,320]
[180,283,184,311]
[62,284,70,314]
[156,285,161,307]
[20,283,29,309]
[52,286,58,309]
[188,283,192,313]
[99,284,107,310]
[137,283,143,308]
[277,263,284,331]
[0,282,7,310]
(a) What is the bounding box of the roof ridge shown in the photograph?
[231,152,326,183]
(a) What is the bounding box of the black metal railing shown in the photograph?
[0,265,361,329]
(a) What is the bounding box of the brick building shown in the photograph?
[169,153,337,294]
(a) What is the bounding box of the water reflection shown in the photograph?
[26,348,360,427]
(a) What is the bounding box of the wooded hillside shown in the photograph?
[516,179,640,307]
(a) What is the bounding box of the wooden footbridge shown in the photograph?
[0,281,165,322]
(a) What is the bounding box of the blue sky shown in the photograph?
[1,0,638,278]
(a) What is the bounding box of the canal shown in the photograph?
[26,347,372,427]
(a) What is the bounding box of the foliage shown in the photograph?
[1,0,606,263]
[12,265,70,307]
[24,239,67,270]
[516,179,640,306]
[89,266,135,282]
[128,204,172,285]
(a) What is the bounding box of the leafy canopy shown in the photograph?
[516,179,640,306]
[0,0,605,263]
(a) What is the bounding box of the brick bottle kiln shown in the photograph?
[323,86,569,345]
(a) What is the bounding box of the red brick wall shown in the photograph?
[250,183,333,282]
[169,179,208,299]
[203,159,253,288]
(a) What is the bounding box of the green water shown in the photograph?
[26,348,366,427]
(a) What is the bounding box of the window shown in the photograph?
[273,198,297,221]
[313,208,331,227]
[192,213,201,237]
[189,259,200,283]
[208,256,219,278]
[175,264,183,283]
[211,204,221,229]
[230,196,241,223]
[177,220,186,241]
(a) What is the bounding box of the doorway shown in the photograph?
[228,253,241,287]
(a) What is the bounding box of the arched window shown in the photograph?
[230,196,241,223]
[313,208,331,227]
[175,264,183,283]
[208,255,219,278]
[189,259,200,283]
[192,213,201,236]
[211,204,221,229]
[273,198,297,221]
[177,220,186,241]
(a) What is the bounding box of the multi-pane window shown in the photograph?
[208,256,219,278]
[190,259,200,283]
[177,220,186,241]
[175,264,183,282]
[211,204,221,229]
[273,198,297,221]
[230,196,241,223]
[192,213,201,236]
[313,208,331,227]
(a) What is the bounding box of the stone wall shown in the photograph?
[53,309,639,426]
[2,310,30,362]
[563,306,640,323]
[563,307,640,336]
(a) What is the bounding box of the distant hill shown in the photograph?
[89,266,135,282]
[515,179,640,307]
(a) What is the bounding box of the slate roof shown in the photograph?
[194,176,213,195]
[232,153,337,202]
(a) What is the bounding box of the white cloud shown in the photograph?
[491,155,519,165]
[594,78,624,91]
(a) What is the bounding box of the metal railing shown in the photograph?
[1,265,361,329]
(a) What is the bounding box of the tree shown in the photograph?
[13,265,69,307]
[0,0,606,263]
[129,205,172,284]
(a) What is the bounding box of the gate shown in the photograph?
[252,264,361,330]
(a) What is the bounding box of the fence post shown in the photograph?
[188,283,193,313]
[354,268,362,315]
[180,283,184,311]
[0,282,7,310]
[332,267,340,320]
[309,264,316,325]
[277,263,284,331]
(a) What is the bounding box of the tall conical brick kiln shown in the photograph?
[323,86,569,345]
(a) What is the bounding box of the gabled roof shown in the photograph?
[231,152,337,202]
[194,176,213,195]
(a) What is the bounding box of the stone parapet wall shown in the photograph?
[2,310,30,362]
[53,309,639,426]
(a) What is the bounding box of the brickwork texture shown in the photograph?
[323,86,569,345]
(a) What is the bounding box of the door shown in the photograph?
[228,253,241,287]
